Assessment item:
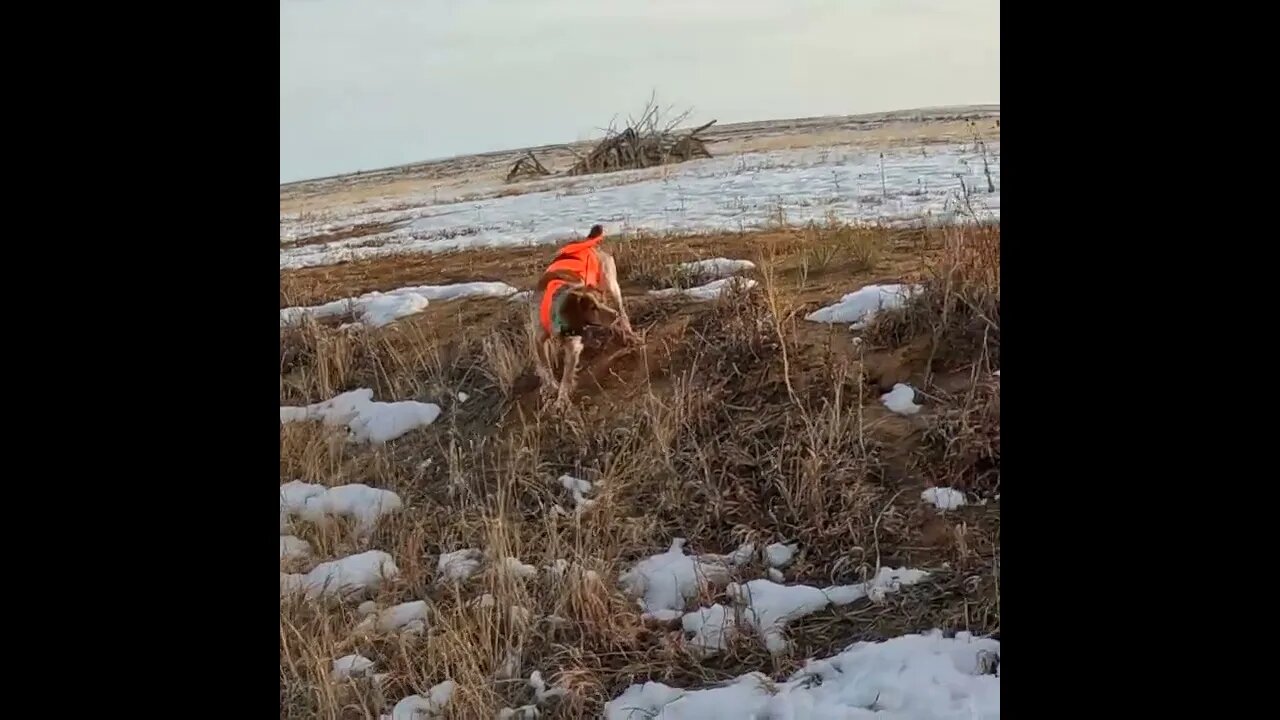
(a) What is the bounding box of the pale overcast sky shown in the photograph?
[280,0,998,183]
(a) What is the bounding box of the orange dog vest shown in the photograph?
[539,235,604,335]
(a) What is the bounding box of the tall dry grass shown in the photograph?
[280,223,1000,718]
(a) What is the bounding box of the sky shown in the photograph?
[280,0,999,183]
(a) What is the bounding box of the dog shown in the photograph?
[529,224,637,405]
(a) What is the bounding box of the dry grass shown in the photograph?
[864,223,1000,374]
[280,223,1000,718]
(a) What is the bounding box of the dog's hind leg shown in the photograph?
[529,319,560,392]
[556,336,584,406]
[535,338,560,391]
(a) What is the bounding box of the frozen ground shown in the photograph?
[280,142,999,270]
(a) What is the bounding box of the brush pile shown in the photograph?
[567,116,715,176]
[504,95,716,182]
[505,151,552,182]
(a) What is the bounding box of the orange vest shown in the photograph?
[539,235,604,335]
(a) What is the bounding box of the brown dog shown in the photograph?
[529,225,636,405]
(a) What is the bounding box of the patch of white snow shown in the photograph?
[921,487,967,511]
[385,680,457,719]
[605,630,999,719]
[281,282,519,328]
[280,535,312,563]
[332,654,375,681]
[529,670,568,703]
[648,277,757,301]
[436,548,483,583]
[355,600,430,635]
[280,550,400,601]
[618,538,751,619]
[804,283,920,327]
[881,383,922,415]
[501,556,539,579]
[280,481,403,534]
[281,388,441,444]
[764,542,797,568]
[677,258,756,279]
[676,568,929,656]
[555,474,597,513]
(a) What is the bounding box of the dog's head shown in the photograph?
[560,287,618,332]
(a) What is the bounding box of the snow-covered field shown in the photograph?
[280,142,1000,270]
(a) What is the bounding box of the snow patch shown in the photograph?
[436,548,483,583]
[881,383,923,415]
[354,600,430,635]
[496,706,539,720]
[348,402,443,444]
[682,567,929,655]
[279,535,312,563]
[529,670,568,703]
[556,474,597,514]
[501,556,539,579]
[804,283,921,328]
[605,630,999,719]
[682,603,739,657]
[331,654,375,681]
[280,550,399,601]
[279,481,403,534]
[764,542,797,568]
[921,487,967,511]
[281,282,519,328]
[384,680,457,719]
[281,143,1000,271]
[496,671,566,719]
[618,538,753,619]
[648,277,757,301]
[280,388,441,444]
[677,258,756,279]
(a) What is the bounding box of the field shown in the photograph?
[280,108,1001,718]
